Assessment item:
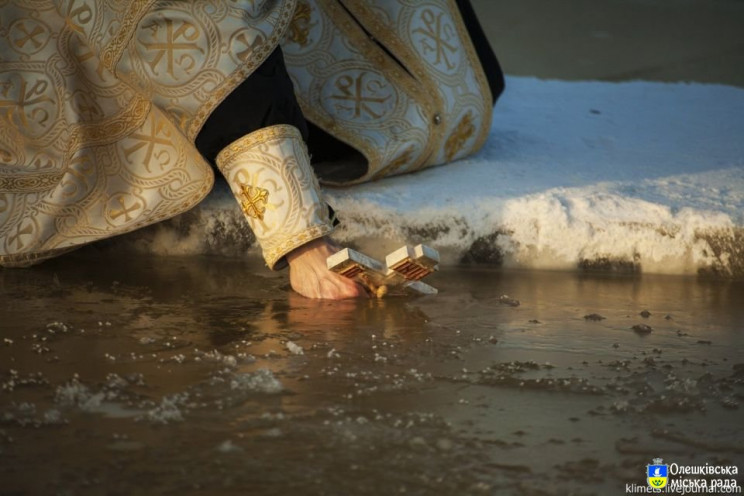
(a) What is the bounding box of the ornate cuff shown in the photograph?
[216,125,334,270]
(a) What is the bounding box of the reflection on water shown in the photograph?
[1,255,742,495]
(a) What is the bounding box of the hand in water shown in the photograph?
[286,237,367,299]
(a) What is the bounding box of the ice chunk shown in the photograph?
[230,369,283,394]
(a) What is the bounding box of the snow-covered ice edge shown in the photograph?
[116,77,744,277]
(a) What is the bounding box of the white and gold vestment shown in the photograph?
[282,0,493,183]
[0,0,493,268]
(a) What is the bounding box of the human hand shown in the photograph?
[286,237,368,299]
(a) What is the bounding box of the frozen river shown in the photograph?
[1,255,742,494]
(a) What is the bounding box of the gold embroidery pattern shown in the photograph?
[101,0,158,71]
[444,111,475,162]
[239,184,270,221]
[371,146,415,180]
[114,0,298,141]
[3,218,38,252]
[1,1,301,266]
[286,0,315,47]
[9,17,53,56]
[281,0,438,185]
[1,104,214,261]
[0,71,58,139]
[217,124,304,166]
[264,223,333,271]
[188,0,298,140]
[442,0,493,157]
[0,172,64,193]
[216,124,333,269]
[328,71,396,121]
[0,0,489,264]
[74,95,152,147]
[0,246,78,268]
[413,7,460,73]
[292,0,492,179]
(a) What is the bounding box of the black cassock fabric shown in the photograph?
[195,0,505,166]
[194,48,308,167]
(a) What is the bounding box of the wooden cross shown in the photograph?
[327,244,439,297]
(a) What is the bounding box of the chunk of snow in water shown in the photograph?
[230,369,283,394]
[42,409,64,424]
[217,440,243,453]
[54,378,105,411]
[327,349,340,359]
[285,341,304,356]
[143,396,185,424]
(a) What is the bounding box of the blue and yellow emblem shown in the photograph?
[647,458,669,489]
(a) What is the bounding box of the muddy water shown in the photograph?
[1,254,742,495]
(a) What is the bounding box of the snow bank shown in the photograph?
[118,77,744,277]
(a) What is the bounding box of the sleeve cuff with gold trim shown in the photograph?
[216,124,334,269]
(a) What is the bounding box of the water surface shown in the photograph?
[1,255,742,494]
